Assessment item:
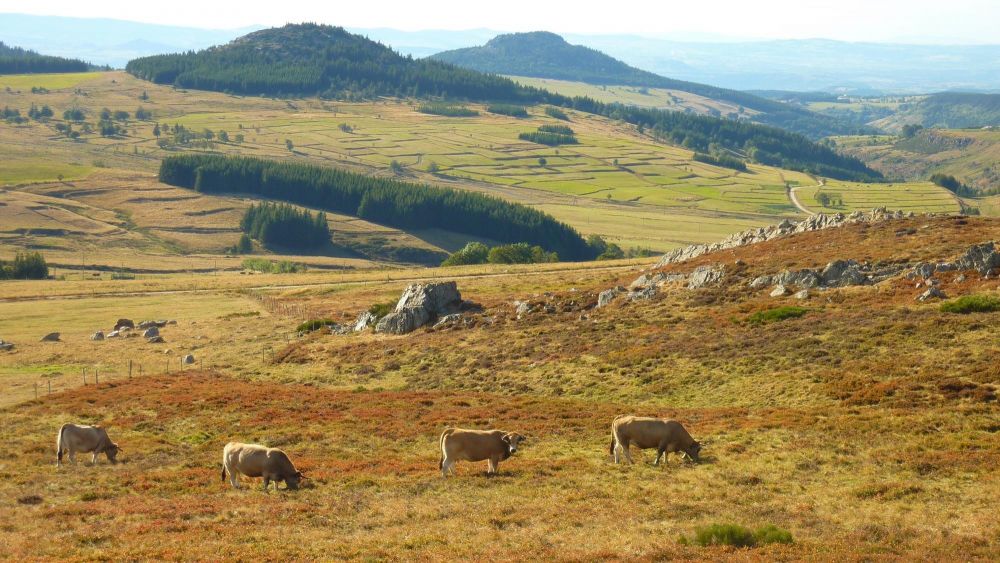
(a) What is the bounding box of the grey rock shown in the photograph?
[106,330,120,339]
[953,242,999,276]
[147,335,165,344]
[182,354,195,365]
[0,341,13,351]
[91,331,105,341]
[167,320,178,325]
[779,269,821,288]
[627,286,657,301]
[956,274,967,283]
[353,311,377,332]
[598,286,625,308]
[914,262,936,279]
[793,289,810,300]
[142,327,159,338]
[821,260,868,287]
[513,300,531,318]
[917,287,945,302]
[687,265,725,289]
[40,332,60,342]
[375,309,427,334]
[432,314,463,329]
[749,275,774,290]
[114,318,134,331]
[770,285,791,297]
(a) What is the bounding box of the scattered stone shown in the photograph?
[142,327,160,338]
[913,262,936,280]
[749,275,774,290]
[793,289,810,300]
[375,282,471,334]
[952,242,999,277]
[0,340,13,351]
[956,274,967,283]
[770,285,791,297]
[167,320,178,325]
[106,330,121,339]
[147,336,165,344]
[597,286,625,308]
[917,287,946,302]
[432,314,463,329]
[656,207,911,267]
[40,332,60,342]
[513,300,532,318]
[821,260,868,287]
[182,354,195,365]
[687,265,724,289]
[91,331,105,341]
[114,319,134,331]
[779,269,821,288]
[627,286,657,302]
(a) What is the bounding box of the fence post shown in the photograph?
[95,368,99,386]
[82,368,87,386]
[128,359,133,379]
[48,379,51,394]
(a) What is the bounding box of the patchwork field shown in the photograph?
[0,71,964,272]
[1,215,999,559]
[797,179,961,214]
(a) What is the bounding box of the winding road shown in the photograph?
[788,180,824,215]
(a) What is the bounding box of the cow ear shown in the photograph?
[501,433,511,444]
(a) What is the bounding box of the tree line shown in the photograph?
[0,41,90,74]
[158,154,593,260]
[241,202,330,250]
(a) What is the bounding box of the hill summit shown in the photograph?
[126,23,532,101]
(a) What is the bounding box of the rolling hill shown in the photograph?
[430,31,868,139]
[873,93,1000,132]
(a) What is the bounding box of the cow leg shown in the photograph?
[263,476,271,492]
[92,451,99,464]
[653,447,666,466]
[441,458,455,477]
[487,457,499,475]
[623,442,634,464]
[68,449,77,464]
[230,474,241,489]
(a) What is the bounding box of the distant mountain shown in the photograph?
[431,32,866,139]
[0,13,259,68]
[875,93,1000,132]
[126,23,536,101]
[0,40,91,73]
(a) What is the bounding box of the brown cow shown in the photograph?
[610,415,701,465]
[56,423,121,466]
[221,442,303,491]
[439,428,525,477]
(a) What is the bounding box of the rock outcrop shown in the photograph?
[374,282,475,334]
[40,332,60,342]
[656,208,915,268]
[353,311,377,332]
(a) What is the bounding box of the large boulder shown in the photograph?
[953,242,999,276]
[0,340,13,351]
[687,266,725,289]
[770,285,791,297]
[114,319,134,331]
[821,260,868,287]
[779,269,821,288]
[142,327,159,338]
[182,354,195,365]
[374,282,466,334]
[917,287,946,302]
[598,286,625,308]
[40,332,60,342]
[353,311,378,332]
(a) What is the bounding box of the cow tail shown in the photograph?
[56,424,68,464]
[439,428,454,469]
[221,465,227,482]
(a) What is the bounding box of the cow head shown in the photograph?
[683,441,702,462]
[284,471,304,490]
[105,442,121,464]
[502,433,525,455]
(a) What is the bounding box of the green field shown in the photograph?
[799,180,961,214]
[0,72,103,90]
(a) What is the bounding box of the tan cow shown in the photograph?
[439,428,525,477]
[610,415,701,465]
[221,442,303,491]
[56,423,121,466]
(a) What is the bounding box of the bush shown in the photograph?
[692,523,793,548]
[693,152,748,172]
[746,306,808,325]
[753,524,794,545]
[519,130,578,146]
[241,258,306,273]
[940,294,1000,314]
[441,242,490,266]
[487,243,557,264]
[297,319,337,332]
[694,524,756,547]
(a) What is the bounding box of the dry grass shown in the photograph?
[1,216,999,559]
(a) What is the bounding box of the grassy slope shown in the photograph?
[1,216,999,559]
[0,71,960,271]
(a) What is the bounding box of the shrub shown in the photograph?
[940,294,1000,314]
[747,306,808,325]
[753,524,794,545]
[487,243,557,264]
[417,103,478,117]
[486,104,528,117]
[694,524,756,547]
[519,130,578,146]
[297,319,337,332]
[0,251,48,280]
[441,242,489,266]
[241,258,306,273]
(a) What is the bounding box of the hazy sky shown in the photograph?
[8,0,1000,43]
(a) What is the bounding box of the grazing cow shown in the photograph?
[610,415,701,465]
[221,442,303,491]
[56,423,121,466]
[439,428,525,477]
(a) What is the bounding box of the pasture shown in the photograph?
[1,215,999,559]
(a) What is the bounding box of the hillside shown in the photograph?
[430,32,867,139]
[0,40,91,74]
[1,214,999,558]
[832,128,1000,196]
[874,93,1000,132]
[126,23,537,101]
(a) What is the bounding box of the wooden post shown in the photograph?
[95,368,99,386]
[128,359,133,379]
